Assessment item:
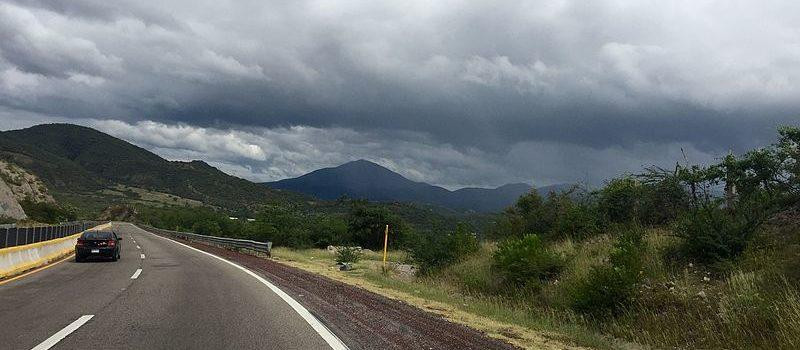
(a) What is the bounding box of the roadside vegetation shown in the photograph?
[137,126,800,349]
[18,199,77,224]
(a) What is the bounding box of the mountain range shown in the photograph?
[265,159,569,212]
[0,124,562,215]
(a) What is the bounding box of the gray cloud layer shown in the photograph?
[1,1,798,187]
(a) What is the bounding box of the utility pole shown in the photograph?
[382,224,389,272]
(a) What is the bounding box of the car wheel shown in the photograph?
[76,255,83,263]
[111,253,118,262]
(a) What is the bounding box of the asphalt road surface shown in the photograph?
[0,223,338,350]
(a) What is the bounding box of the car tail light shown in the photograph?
[76,239,85,246]
[108,239,116,247]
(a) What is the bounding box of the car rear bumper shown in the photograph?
[76,247,117,258]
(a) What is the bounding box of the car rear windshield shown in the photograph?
[82,231,114,239]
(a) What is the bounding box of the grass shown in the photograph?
[272,223,800,349]
[272,245,615,349]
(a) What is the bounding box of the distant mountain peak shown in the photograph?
[339,159,394,172]
[349,159,376,165]
[265,161,557,212]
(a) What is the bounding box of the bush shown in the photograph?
[492,234,564,288]
[551,201,599,240]
[570,265,635,316]
[406,223,479,275]
[443,250,498,294]
[335,246,362,264]
[308,216,349,248]
[491,187,599,241]
[0,215,15,224]
[192,219,222,236]
[597,176,643,225]
[570,226,646,316]
[637,167,691,225]
[674,200,760,263]
[19,199,77,223]
[347,203,407,249]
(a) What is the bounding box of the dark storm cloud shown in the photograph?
[1,0,798,187]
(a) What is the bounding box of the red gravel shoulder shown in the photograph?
[173,236,518,350]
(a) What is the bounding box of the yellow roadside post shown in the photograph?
[382,224,389,272]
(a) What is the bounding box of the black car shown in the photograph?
[75,230,122,262]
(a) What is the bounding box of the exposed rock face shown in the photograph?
[0,161,55,220]
[0,176,26,220]
[0,161,54,204]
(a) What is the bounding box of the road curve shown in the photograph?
[0,223,335,350]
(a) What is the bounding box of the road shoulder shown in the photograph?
[144,231,548,349]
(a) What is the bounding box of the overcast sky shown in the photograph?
[1,0,798,189]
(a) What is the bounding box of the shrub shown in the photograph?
[637,167,690,225]
[335,246,362,264]
[192,219,222,236]
[597,176,644,225]
[19,199,77,223]
[406,222,480,275]
[609,226,646,273]
[551,201,599,240]
[570,265,635,316]
[492,234,564,288]
[0,215,15,224]
[308,216,349,248]
[674,202,761,263]
[443,249,498,294]
[450,222,481,259]
[570,226,646,316]
[491,187,600,241]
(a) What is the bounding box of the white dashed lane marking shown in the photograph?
[130,269,142,279]
[31,315,94,350]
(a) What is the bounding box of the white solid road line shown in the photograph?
[140,253,145,259]
[130,268,142,279]
[31,315,94,350]
[137,224,350,350]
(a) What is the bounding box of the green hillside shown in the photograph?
[0,124,297,209]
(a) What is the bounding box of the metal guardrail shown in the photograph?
[0,221,100,249]
[143,226,272,257]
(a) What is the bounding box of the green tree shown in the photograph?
[347,202,406,249]
[597,176,643,224]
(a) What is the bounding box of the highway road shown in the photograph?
[0,223,342,350]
